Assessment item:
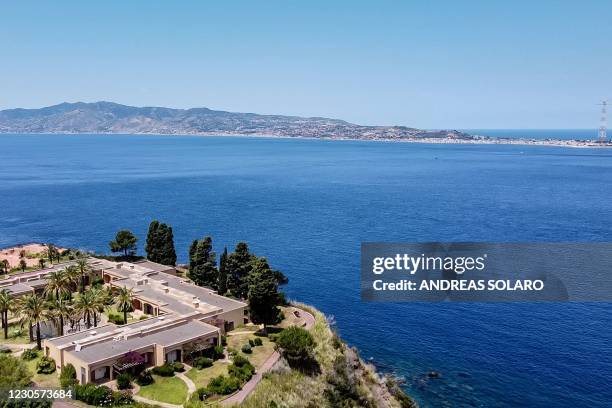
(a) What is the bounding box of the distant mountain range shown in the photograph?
[0,101,472,140]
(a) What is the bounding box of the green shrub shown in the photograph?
[206,375,241,395]
[21,348,38,360]
[194,387,209,401]
[108,313,125,325]
[75,383,113,406]
[36,356,56,374]
[172,362,185,372]
[194,357,213,369]
[228,355,255,383]
[221,335,227,346]
[139,315,149,320]
[213,345,225,360]
[253,337,263,346]
[136,371,154,386]
[201,345,224,360]
[116,372,132,390]
[0,354,32,388]
[152,363,175,377]
[276,326,316,371]
[112,390,133,405]
[248,339,255,347]
[269,333,280,343]
[0,345,11,354]
[232,355,250,368]
[59,363,77,388]
[241,344,252,354]
[228,361,254,383]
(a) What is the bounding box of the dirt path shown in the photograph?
[221,307,315,406]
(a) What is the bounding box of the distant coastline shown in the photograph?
[1,101,609,148]
[2,131,611,148]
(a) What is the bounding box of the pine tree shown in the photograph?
[110,230,138,256]
[218,247,228,295]
[188,237,218,288]
[145,221,177,266]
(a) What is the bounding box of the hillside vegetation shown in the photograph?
[238,303,416,408]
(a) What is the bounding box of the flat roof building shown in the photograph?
[1,256,249,384]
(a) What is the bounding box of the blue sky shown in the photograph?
[1,0,610,128]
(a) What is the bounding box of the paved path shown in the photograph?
[221,306,316,406]
[176,369,197,396]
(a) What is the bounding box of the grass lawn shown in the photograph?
[137,374,188,405]
[227,333,276,369]
[186,360,229,387]
[24,355,60,388]
[0,324,33,345]
[104,307,137,324]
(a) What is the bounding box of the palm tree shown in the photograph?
[1,259,9,274]
[89,287,106,327]
[19,259,27,272]
[0,289,11,339]
[46,296,72,336]
[44,270,71,300]
[115,287,134,325]
[75,257,90,293]
[18,294,46,349]
[38,258,46,269]
[46,243,55,264]
[74,288,105,329]
[63,266,81,297]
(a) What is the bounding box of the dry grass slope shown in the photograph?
[238,303,417,408]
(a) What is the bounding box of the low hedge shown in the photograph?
[152,363,175,377]
[253,337,263,346]
[172,362,185,372]
[241,344,252,354]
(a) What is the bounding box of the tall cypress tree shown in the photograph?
[159,224,177,266]
[146,220,177,266]
[226,242,255,298]
[218,247,228,295]
[247,257,282,333]
[188,237,218,288]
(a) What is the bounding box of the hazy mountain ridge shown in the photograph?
[0,101,472,140]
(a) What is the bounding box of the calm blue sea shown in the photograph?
[1,134,611,407]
